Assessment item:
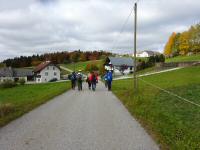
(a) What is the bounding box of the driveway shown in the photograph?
[0,82,159,150]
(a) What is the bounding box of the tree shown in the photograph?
[179,31,190,55]
[79,53,87,62]
[0,63,5,68]
[164,32,177,57]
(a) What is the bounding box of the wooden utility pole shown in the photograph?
[133,2,137,94]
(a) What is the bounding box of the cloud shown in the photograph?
[0,0,200,61]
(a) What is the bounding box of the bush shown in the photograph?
[19,78,26,85]
[0,80,17,88]
[0,103,15,118]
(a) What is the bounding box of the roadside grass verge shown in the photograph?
[0,82,70,127]
[60,60,103,72]
[112,66,200,150]
[166,54,200,63]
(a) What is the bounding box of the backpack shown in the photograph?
[77,74,82,81]
[92,74,96,82]
[71,74,75,80]
[107,72,112,81]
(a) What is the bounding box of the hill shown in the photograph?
[60,59,104,73]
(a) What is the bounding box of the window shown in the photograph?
[38,79,40,82]
[45,72,48,76]
[54,72,57,76]
[47,67,49,70]
[53,67,55,70]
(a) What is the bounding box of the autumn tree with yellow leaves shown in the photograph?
[164,32,177,57]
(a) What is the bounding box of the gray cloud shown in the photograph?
[0,0,200,61]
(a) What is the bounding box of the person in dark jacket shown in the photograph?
[103,73,108,88]
[70,72,76,90]
[77,70,83,91]
[106,71,113,91]
[86,72,92,90]
[91,72,97,91]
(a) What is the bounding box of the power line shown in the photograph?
[139,78,200,108]
[111,5,135,51]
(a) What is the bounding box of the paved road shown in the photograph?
[0,82,159,150]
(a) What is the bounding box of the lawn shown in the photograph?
[166,54,200,63]
[60,60,103,72]
[0,82,70,127]
[112,66,200,150]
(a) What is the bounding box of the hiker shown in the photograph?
[91,72,97,91]
[86,72,92,90]
[77,70,83,91]
[103,73,108,88]
[69,72,76,90]
[107,70,113,91]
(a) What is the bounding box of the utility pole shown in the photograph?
[133,2,137,94]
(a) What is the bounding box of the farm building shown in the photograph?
[0,67,33,82]
[105,57,134,76]
[34,61,60,83]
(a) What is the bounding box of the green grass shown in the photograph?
[112,66,200,150]
[0,82,70,127]
[166,54,200,63]
[60,60,103,72]
[60,68,71,75]
[136,67,156,75]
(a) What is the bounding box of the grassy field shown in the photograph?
[60,68,71,75]
[0,82,70,127]
[166,54,200,62]
[112,66,200,150]
[60,60,103,72]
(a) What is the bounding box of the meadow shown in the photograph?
[112,66,200,149]
[165,54,200,62]
[60,60,103,72]
[0,82,70,127]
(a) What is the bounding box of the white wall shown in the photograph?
[0,77,14,82]
[36,65,60,83]
[136,52,149,58]
[113,66,133,76]
[0,77,27,82]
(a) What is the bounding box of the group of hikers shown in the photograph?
[68,70,113,91]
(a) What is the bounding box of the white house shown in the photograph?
[0,67,33,82]
[105,57,134,76]
[136,51,158,58]
[34,61,60,83]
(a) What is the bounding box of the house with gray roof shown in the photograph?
[0,67,33,82]
[105,57,134,75]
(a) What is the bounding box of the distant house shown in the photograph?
[0,67,33,82]
[33,61,60,83]
[136,51,160,58]
[105,57,134,76]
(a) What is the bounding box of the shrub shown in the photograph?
[19,78,26,85]
[0,80,17,88]
[0,103,15,118]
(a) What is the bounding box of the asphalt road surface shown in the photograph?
[0,82,159,150]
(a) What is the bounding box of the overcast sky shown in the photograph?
[0,0,200,61]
